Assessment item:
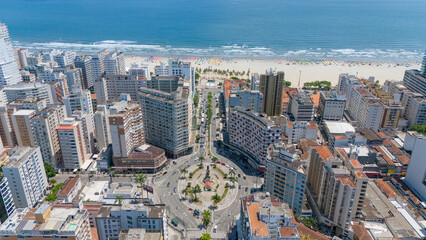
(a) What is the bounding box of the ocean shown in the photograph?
[0,0,425,61]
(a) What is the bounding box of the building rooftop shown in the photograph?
[375,180,397,198]
[5,147,35,168]
[324,121,355,134]
[311,145,334,162]
[57,177,80,197]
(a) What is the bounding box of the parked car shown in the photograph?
[167,182,170,187]
[221,163,226,166]
[174,188,177,193]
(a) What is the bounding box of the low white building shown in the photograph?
[284,121,317,143]
[318,91,346,121]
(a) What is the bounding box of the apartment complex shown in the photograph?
[0,106,17,147]
[284,121,317,144]
[139,86,192,157]
[105,50,126,75]
[11,109,36,147]
[403,69,426,97]
[63,85,94,117]
[31,105,66,168]
[306,146,365,235]
[259,70,284,116]
[129,63,149,78]
[228,106,285,169]
[57,118,87,170]
[96,204,166,240]
[0,204,92,240]
[2,82,55,104]
[74,55,93,89]
[94,75,142,104]
[90,49,106,81]
[288,92,315,121]
[401,92,426,125]
[0,22,21,87]
[0,176,16,222]
[264,143,307,214]
[109,101,144,158]
[239,192,299,240]
[3,147,48,208]
[94,105,111,150]
[229,89,263,113]
[318,91,346,121]
[405,136,426,201]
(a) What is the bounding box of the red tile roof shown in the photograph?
[357,89,370,95]
[375,180,397,198]
[355,171,368,179]
[336,177,356,188]
[57,177,80,196]
[297,223,329,240]
[279,226,297,238]
[310,94,320,108]
[311,146,334,162]
[57,125,75,130]
[397,155,410,165]
[224,79,246,100]
[351,160,362,168]
[352,222,373,240]
[248,203,269,237]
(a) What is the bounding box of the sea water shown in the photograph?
[0,0,425,61]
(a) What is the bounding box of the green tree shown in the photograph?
[182,187,191,199]
[408,125,426,135]
[200,233,211,240]
[195,72,200,80]
[229,176,237,188]
[228,169,235,177]
[115,195,124,205]
[199,156,205,162]
[212,193,221,206]
[135,173,147,197]
[212,156,218,162]
[44,162,56,179]
[181,168,188,178]
[202,210,212,227]
[284,81,291,86]
[199,163,204,169]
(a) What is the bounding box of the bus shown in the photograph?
[171,218,178,227]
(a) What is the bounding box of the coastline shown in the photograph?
[125,56,420,86]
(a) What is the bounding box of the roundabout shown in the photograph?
[178,161,239,211]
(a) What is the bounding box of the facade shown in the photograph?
[63,85,94,117]
[53,50,76,67]
[38,69,69,95]
[139,86,192,156]
[147,75,184,93]
[0,106,17,147]
[403,69,426,97]
[112,144,168,173]
[251,73,259,90]
[401,92,426,125]
[90,49,106,82]
[284,121,317,144]
[94,75,140,104]
[228,106,285,168]
[104,50,126,75]
[74,55,93,89]
[259,70,284,116]
[11,109,36,147]
[0,176,16,222]
[0,204,92,240]
[318,91,346,121]
[129,63,149,78]
[264,143,307,214]
[288,92,315,121]
[72,111,96,154]
[0,22,21,87]
[3,82,55,104]
[167,59,195,92]
[96,204,166,240]
[405,136,426,201]
[109,101,144,158]
[337,73,359,96]
[57,118,87,170]
[31,105,66,168]
[94,105,111,150]
[229,89,263,113]
[306,146,360,235]
[3,147,48,208]
[53,65,82,89]
[240,192,299,240]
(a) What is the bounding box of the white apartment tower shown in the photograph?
[3,146,48,208]
[31,105,66,168]
[63,85,94,117]
[129,63,149,78]
[11,109,37,147]
[72,110,96,154]
[57,118,87,170]
[104,50,125,75]
[318,91,346,121]
[0,22,21,87]
[90,49,106,81]
[405,136,426,201]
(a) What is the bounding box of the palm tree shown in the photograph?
[182,187,191,199]
[211,194,221,206]
[193,184,201,201]
[180,168,188,179]
[199,156,205,162]
[202,210,212,227]
[115,195,124,205]
[228,169,236,177]
[229,176,237,188]
[135,173,147,197]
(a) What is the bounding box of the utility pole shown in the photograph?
[298,70,302,88]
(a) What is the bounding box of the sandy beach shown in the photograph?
[125,56,421,86]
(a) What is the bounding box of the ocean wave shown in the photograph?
[12,40,424,62]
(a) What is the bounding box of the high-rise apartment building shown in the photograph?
[2,82,55,104]
[0,106,17,147]
[337,73,360,96]
[104,50,125,75]
[259,70,284,116]
[229,89,263,113]
[306,146,362,235]
[3,147,48,208]
[74,55,93,89]
[284,121,317,144]
[251,73,259,90]
[405,136,426,201]
[147,75,184,93]
[0,22,21,87]
[16,48,29,68]
[228,106,285,169]
[63,85,94,117]
[72,110,96,154]
[31,105,66,168]
[318,91,346,121]
[138,86,192,157]
[8,98,47,112]
[38,69,69,95]
[94,105,111,150]
[403,69,426,97]
[90,49,106,81]
[264,143,306,214]
[288,92,315,121]
[53,50,76,67]
[94,75,141,104]
[109,101,144,158]
[0,176,16,222]
[167,59,195,92]
[57,118,87,170]
[129,63,149,78]
[0,203,93,240]
[401,92,426,126]
[53,65,82,89]
[11,110,36,147]
[96,204,166,240]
